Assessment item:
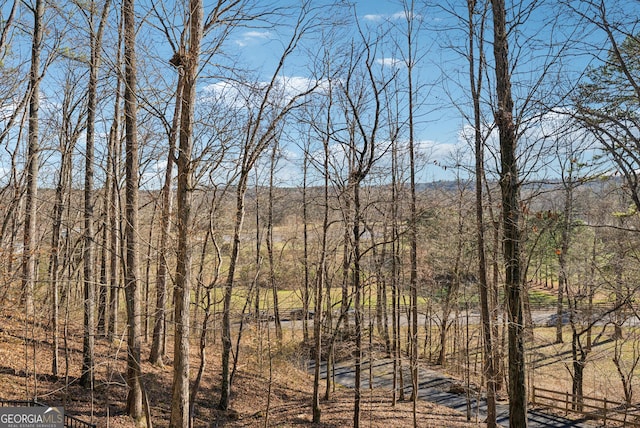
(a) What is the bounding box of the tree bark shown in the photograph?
[468,0,497,425]
[22,0,44,326]
[312,99,331,422]
[266,143,282,341]
[170,0,202,425]
[123,0,144,421]
[490,0,527,424]
[219,179,248,411]
[81,0,110,389]
[107,79,121,343]
[401,4,419,422]
[150,61,182,366]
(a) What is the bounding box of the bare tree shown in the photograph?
[219,4,320,410]
[48,67,86,378]
[335,18,394,425]
[266,141,283,341]
[122,0,145,421]
[0,1,17,58]
[170,0,203,424]
[80,0,111,390]
[107,58,122,343]
[149,72,181,365]
[22,0,44,326]
[398,3,420,422]
[466,0,498,424]
[490,0,527,424]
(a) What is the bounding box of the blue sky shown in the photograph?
[213,0,610,186]
[208,0,467,185]
[0,0,626,189]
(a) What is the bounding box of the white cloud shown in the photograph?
[391,10,423,21]
[273,75,317,96]
[376,57,405,68]
[391,11,408,20]
[202,80,247,108]
[203,75,320,110]
[363,14,384,22]
[364,10,422,23]
[245,31,271,39]
[416,139,454,158]
[235,30,272,47]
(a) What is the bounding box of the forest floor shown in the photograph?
[0,304,481,427]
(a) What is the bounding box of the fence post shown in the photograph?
[532,386,536,405]
[565,391,569,415]
[603,398,607,425]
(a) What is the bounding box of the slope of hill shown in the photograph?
[0,303,479,427]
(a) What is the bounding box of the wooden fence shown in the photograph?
[532,386,640,426]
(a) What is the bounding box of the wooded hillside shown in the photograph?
[2,0,640,427]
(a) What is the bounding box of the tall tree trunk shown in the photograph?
[50,162,65,378]
[107,36,123,342]
[171,0,202,425]
[352,180,362,428]
[341,199,351,329]
[81,0,110,389]
[570,329,586,412]
[49,73,81,378]
[190,230,221,420]
[322,109,334,402]
[123,0,144,420]
[266,143,282,341]
[490,0,527,424]
[302,149,310,343]
[219,179,248,411]
[107,88,121,343]
[22,0,44,326]
[150,73,181,364]
[401,4,419,422]
[312,103,331,422]
[98,194,108,337]
[556,175,574,344]
[143,205,157,343]
[468,0,497,425]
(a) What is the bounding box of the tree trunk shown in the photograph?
[123,0,144,420]
[571,339,585,412]
[150,73,181,364]
[403,4,419,421]
[107,53,122,343]
[81,0,110,389]
[170,0,202,425]
[302,151,310,343]
[352,180,362,428]
[22,0,44,327]
[107,123,121,343]
[219,180,248,411]
[312,119,330,423]
[266,143,282,342]
[390,122,401,405]
[491,0,527,424]
[49,74,81,378]
[468,0,497,424]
